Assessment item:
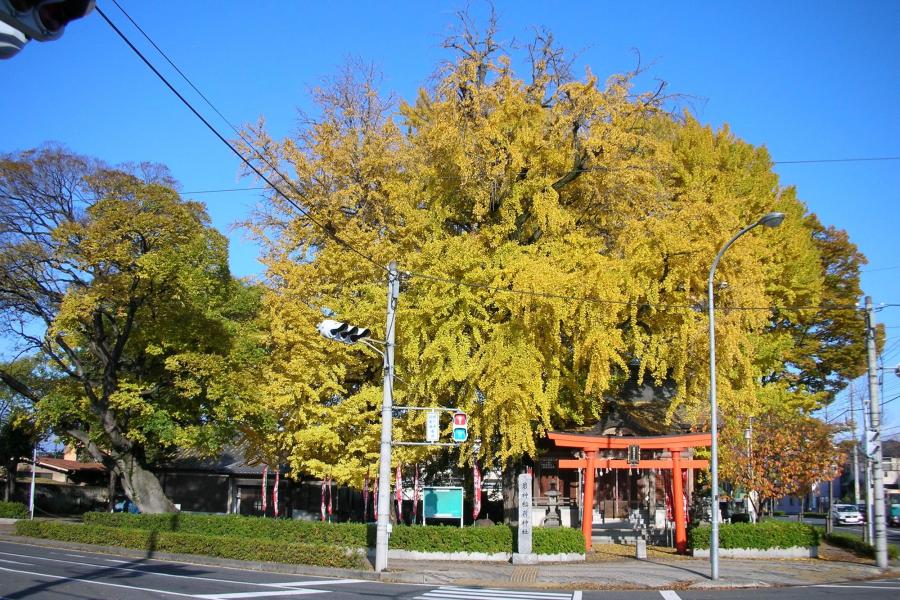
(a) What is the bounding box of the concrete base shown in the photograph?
[388,550,510,562]
[512,552,538,565]
[692,546,818,558]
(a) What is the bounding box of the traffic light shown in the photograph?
[627,444,640,466]
[316,319,371,344]
[452,411,468,443]
[1,0,94,58]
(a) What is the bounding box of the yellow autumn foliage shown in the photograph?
[238,32,835,485]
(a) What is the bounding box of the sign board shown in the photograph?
[425,410,440,442]
[423,486,464,526]
[866,429,880,458]
[517,473,532,554]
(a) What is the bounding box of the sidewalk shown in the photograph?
[1,528,896,591]
[384,553,896,590]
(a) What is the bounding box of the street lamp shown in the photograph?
[708,212,784,581]
[317,261,399,573]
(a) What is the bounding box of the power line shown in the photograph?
[773,156,900,165]
[96,4,386,275]
[183,186,268,195]
[863,265,900,273]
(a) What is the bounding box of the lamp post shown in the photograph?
[708,212,784,581]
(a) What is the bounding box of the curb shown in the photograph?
[2,533,896,591]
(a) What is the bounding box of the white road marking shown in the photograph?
[660,591,682,600]
[261,579,360,587]
[64,553,87,558]
[0,549,321,588]
[0,558,33,566]
[572,593,581,600]
[104,558,131,563]
[194,591,324,599]
[418,588,573,600]
[0,564,197,597]
[813,584,900,589]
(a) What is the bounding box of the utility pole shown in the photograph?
[374,261,400,573]
[849,386,860,506]
[865,296,888,569]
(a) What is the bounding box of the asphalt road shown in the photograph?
[0,539,898,600]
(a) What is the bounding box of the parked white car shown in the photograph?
[832,504,863,525]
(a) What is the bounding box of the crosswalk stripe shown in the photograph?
[418,587,573,600]
[261,579,360,587]
[812,584,900,590]
[660,592,682,600]
[193,591,324,599]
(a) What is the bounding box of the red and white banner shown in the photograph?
[261,465,268,513]
[373,475,379,519]
[320,478,327,521]
[327,477,333,516]
[363,470,370,521]
[273,470,280,517]
[473,462,482,520]
[395,464,402,521]
[412,464,420,523]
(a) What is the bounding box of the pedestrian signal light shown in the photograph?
[452,411,468,443]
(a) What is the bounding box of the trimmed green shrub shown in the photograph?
[532,527,585,555]
[689,520,819,550]
[16,520,367,569]
[84,512,369,547]
[389,524,512,553]
[0,501,28,519]
[824,532,899,560]
[83,512,586,555]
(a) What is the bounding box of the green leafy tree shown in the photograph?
[0,146,258,513]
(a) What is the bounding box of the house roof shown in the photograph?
[157,443,284,476]
[35,457,106,473]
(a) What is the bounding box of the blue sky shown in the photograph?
[2,1,899,434]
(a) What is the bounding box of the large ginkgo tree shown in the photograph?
[237,20,866,488]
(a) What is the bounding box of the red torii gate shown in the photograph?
[548,431,711,553]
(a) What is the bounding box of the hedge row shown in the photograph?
[388,523,512,553]
[16,520,368,569]
[0,501,28,519]
[533,526,585,554]
[689,520,819,550]
[824,532,899,560]
[84,512,585,555]
[84,512,369,547]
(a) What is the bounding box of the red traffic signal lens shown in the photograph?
[453,412,467,426]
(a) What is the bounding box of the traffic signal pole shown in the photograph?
[865,296,888,569]
[375,261,399,573]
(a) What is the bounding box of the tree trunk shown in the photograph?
[3,459,17,501]
[71,428,176,513]
[107,470,117,512]
[112,452,176,513]
[501,462,519,525]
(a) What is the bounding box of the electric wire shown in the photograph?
[773,156,900,164]
[95,5,387,275]
[184,186,268,195]
[97,6,900,317]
